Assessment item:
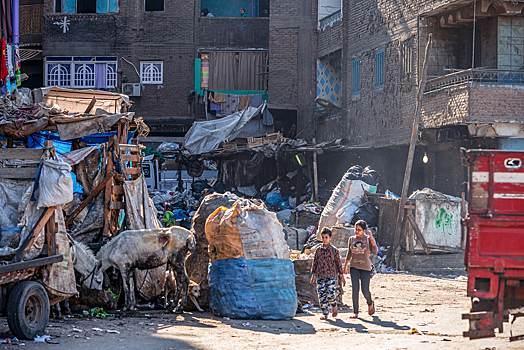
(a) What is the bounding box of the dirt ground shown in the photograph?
[2,273,523,350]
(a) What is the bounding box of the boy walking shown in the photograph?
[310,228,345,320]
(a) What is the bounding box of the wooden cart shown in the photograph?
[0,143,63,340]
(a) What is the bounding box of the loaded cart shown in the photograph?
[0,141,76,340]
[461,149,524,341]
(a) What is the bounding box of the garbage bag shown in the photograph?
[361,166,380,186]
[346,165,364,180]
[266,190,283,206]
[37,157,73,209]
[351,203,379,227]
[192,180,211,194]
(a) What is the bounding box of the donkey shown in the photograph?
[93,226,195,312]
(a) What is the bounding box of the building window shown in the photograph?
[352,59,361,95]
[400,40,412,82]
[55,0,118,13]
[145,0,163,12]
[140,61,163,84]
[375,50,384,89]
[45,57,117,89]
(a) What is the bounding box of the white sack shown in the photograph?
[37,157,74,209]
[317,179,369,239]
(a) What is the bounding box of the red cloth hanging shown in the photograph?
[0,39,8,81]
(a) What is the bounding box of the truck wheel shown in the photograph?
[7,281,50,340]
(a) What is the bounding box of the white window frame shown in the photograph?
[45,56,118,89]
[140,61,163,84]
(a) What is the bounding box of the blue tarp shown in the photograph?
[208,257,297,320]
[27,131,134,193]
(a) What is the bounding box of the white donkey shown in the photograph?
[70,226,195,313]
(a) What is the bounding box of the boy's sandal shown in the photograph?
[320,315,328,320]
[368,301,375,316]
[349,314,358,319]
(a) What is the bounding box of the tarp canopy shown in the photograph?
[184,104,266,154]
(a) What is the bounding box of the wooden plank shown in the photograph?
[0,168,38,179]
[112,185,124,195]
[406,213,431,255]
[122,154,140,162]
[0,255,63,275]
[46,211,56,257]
[13,207,56,262]
[126,167,141,175]
[119,144,140,152]
[110,201,125,210]
[65,173,114,227]
[0,148,42,160]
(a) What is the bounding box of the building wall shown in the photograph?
[421,84,470,129]
[318,19,342,58]
[469,84,524,123]
[42,0,196,123]
[269,0,317,135]
[196,17,269,49]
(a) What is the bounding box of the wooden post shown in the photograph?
[103,137,115,240]
[6,136,13,148]
[46,211,56,257]
[390,34,433,269]
[312,138,319,203]
[14,207,56,262]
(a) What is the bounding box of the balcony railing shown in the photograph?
[425,69,524,93]
[319,9,341,29]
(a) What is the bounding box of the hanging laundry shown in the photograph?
[95,63,107,89]
[14,46,21,87]
[251,94,263,108]
[221,94,239,116]
[238,95,252,111]
[6,45,14,79]
[210,91,226,104]
[0,39,8,82]
[210,102,221,111]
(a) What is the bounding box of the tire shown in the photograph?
[6,281,50,340]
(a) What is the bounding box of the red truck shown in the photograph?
[461,149,524,340]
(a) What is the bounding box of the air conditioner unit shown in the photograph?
[122,83,142,97]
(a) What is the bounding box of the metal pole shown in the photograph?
[12,0,18,43]
[471,0,477,68]
[390,34,433,269]
[312,138,319,203]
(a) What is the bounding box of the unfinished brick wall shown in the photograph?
[268,27,299,107]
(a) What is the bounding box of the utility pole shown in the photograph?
[390,34,433,269]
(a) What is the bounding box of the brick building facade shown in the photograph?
[312,0,524,196]
[31,0,317,139]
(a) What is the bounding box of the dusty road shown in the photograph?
[2,273,523,349]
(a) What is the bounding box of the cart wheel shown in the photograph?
[6,281,50,340]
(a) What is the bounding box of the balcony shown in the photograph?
[425,69,524,93]
[422,69,524,129]
[196,17,269,50]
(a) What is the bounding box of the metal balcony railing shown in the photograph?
[319,9,341,29]
[424,69,524,93]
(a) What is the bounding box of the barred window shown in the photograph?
[45,57,118,89]
[352,59,361,95]
[375,50,385,89]
[400,40,412,82]
[140,61,163,84]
